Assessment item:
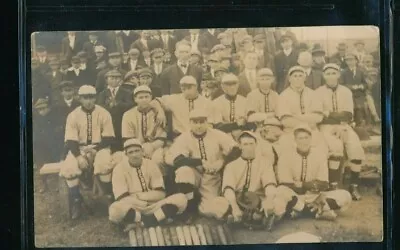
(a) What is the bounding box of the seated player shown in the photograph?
[213,73,249,140]
[246,68,279,117]
[276,124,352,221]
[165,109,242,221]
[150,75,214,139]
[316,63,365,200]
[276,66,327,155]
[109,139,188,230]
[121,85,167,159]
[222,131,288,230]
[60,85,121,220]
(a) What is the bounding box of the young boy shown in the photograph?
[121,85,167,159]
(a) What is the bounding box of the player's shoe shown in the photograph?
[349,184,362,201]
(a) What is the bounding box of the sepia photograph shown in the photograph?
[31,26,383,247]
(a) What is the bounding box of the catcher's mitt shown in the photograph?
[236,192,265,230]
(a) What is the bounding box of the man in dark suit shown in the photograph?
[31,57,51,103]
[253,34,273,71]
[274,32,299,93]
[311,43,327,71]
[341,52,368,126]
[36,45,51,75]
[328,42,348,70]
[97,70,134,151]
[61,31,82,63]
[199,28,220,52]
[95,52,127,93]
[46,59,65,103]
[82,31,104,62]
[160,29,178,63]
[65,56,90,88]
[238,51,258,96]
[122,48,142,71]
[298,51,324,90]
[130,30,154,64]
[106,30,139,55]
[183,29,202,52]
[160,41,203,95]
[150,48,169,97]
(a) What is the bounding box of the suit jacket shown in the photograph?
[329,53,348,69]
[95,66,127,93]
[65,68,91,88]
[159,35,178,63]
[106,31,140,54]
[160,63,203,95]
[122,59,144,72]
[53,99,80,131]
[340,67,367,107]
[199,31,220,52]
[46,71,65,103]
[150,63,169,97]
[237,71,252,97]
[274,49,299,93]
[130,39,159,64]
[305,69,324,90]
[32,69,52,102]
[97,87,134,143]
[83,40,103,61]
[61,36,83,62]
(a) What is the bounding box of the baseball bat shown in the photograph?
[210,224,221,245]
[169,226,179,246]
[135,227,144,247]
[190,225,201,245]
[182,225,193,245]
[202,224,214,245]
[217,225,228,245]
[222,224,234,244]
[176,226,186,246]
[143,227,151,246]
[196,224,207,245]
[156,226,165,246]
[148,227,159,246]
[129,229,138,246]
[163,227,172,246]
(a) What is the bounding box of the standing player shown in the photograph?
[60,85,119,220]
[109,139,188,230]
[276,124,352,220]
[121,85,167,159]
[246,68,279,117]
[316,63,365,200]
[165,109,242,221]
[222,131,287,230]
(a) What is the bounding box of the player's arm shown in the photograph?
[96,111,116,152]
[261,162,278,199]
[167,136,202,169]
[64,114,80,157]
[112,166,129,201]
[223,188,241,212]
[304,156,329,192]
[136,190,166,202]
[121,112,137,142]
[294,112,324,124]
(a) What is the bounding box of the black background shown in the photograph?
[6,0,393,249]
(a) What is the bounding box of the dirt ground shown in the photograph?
[34,170,383,247]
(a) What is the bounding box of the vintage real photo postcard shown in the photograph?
[31,26,382,247]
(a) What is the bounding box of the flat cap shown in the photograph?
[263,117,282,127]
[344,52,357,60]
[77,51,88,58]
[241,35,253,43]
[34,97,49,109]
[248,112,268,123]
[215,66,229,74]
[71,56,81,64]
[123,138,142,149]
[280,32,293,42]
[191,50,202,56]
[293,123,312,135]
[94,45,107,53]
[221,73,239,83]
[109,52,122,57]
[202,72,213,81]
[257,68,274,77]
[150,48,165,56]
[208,54,220,62]
[323,63,340,72]
[124,70,139,81]
[179,75,197,85]
[105,69,122,78]
[59,80,75,89]
[253,34,266,42]
[138,68,153,77]
[288,66,306,76]
[238,130,258,141]
[220,54,232,60]
[311,44,325,55]
[189,108,208,120]
[128,48,140,55]
[133,85,152,96]
[78,85,96,95]
[210,44,226,53]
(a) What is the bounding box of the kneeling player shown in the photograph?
[165,109,242,221]
[109,139,188,230]
[222,131,287,230]
[276,124,352,221]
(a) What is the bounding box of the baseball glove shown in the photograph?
[236,192,265,230]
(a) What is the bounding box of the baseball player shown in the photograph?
[121,85,167,159]
[276,66,327,155]
[316,63,365,200]
[276,124,352,221]
[222,131,288,230]
[60,85,121,220]
[109,139,188,230]
[213,73,250,139]
[165,109,242,221]
[150,75,214,139]
[246,68,279,117]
